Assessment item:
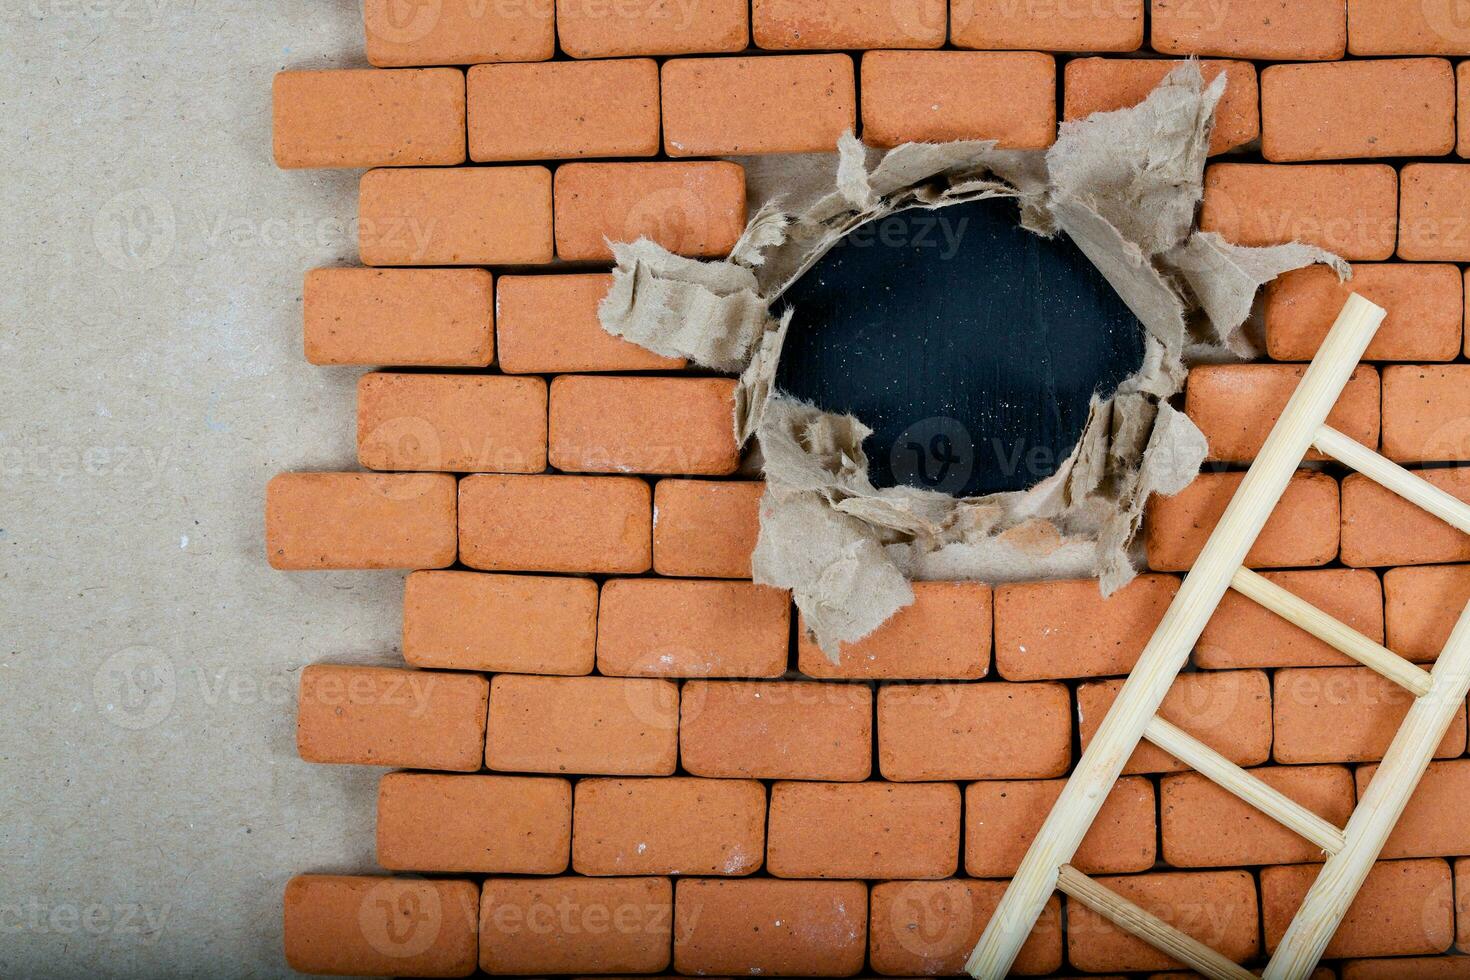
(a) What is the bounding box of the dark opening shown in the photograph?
[774,196,1147,497]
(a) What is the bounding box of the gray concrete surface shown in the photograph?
[2,4,403,976]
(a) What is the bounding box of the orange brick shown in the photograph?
[1273,666,1466,763]
[572,776,766,876]
[1145,470,1340,572]
[1358,759,1470,858]
[1385,564,1470,661]
[1348,0,1470,55]
[1262,859,1455,958]
[296,664,488,771]
[485,674,677,776]
[1265,262,1463,362]
[993,575,1176,681]
[674,878,866,976]
[549,376,739,475]
[458,474,651,574]
[479,876,671,974]
[1341,468,1470,566]
[555,0,748,58]
[1186,363,1380,462]
[1079,670,1272,774]
[357,373,546,474]
[1196,568,1385,669]
[265,471,456,570]
[1262,59,1455,162]
[1200,163,1398,261]
[272,69,465,169]
[402,570,597,675]
[965,777,1156,877]
[652,479,762,579]
[495,274,683,374]
[767,781,959,879]
[799,581,991,680]
[284,875,478,977]
[869,880,1063,976]
[878,682,1071,780]
[467,60,658,162]
[596,578,789,678]
[1459,858,1470,949]
[1343,958,1470,980]
[359,166,552,266]
[303,268,493,368]
[552,161,745,262]
[1063,58,1257,155]
[661,55,855,156]
[680,680,872,780]
[1400,164,1470,261]
[954,0,1140,49]
[754,0,946,48]
[364,0,553,66]
[1161,764,1354,867]
[860,50,1055,150]
[376,772,570,874]
[1383,365,1470,462]
[1462,64,1470,158]
[1067,870,1260,973]
[1153,0,1346,59]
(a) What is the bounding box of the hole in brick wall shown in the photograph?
[775,196,1147,498]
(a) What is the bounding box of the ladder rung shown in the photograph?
[1230,567,1432,697]
[1313,424,1470,534]
[1144,716,1347,855]
[1055,865,1255,980]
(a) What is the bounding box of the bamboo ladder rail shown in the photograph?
[966,293,1470,980]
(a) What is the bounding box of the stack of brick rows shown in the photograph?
[268,0,1470,975]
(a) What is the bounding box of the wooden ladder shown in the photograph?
[966,293,1470,980]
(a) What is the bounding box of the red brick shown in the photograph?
[1400,164,1470,261]
[1382,365,1470,462]
[1188,363,1379,462]
[364,0,553,66]
[552,161,745,262]
[1273,666,1466,763]
[965,776,1156,877]
[479,876,671,974]
[296,664,488,772]
[265,471,456,570]
[860,51,1055,149]
[1462,64,1470,158]
[1063,58,1257,155]
[799,581,991,680]
[1261,59,1455,162]
[303,268,493,368]
[1385,564,1470,661]
[467,60,659,162]
[1459,858,1470,949]
[661,55,855,156]
[1066,870,1260,973]
[458,474,651,574]
[1196,568,1385,670]
[1152,0,1346,59]
[1341,468,1470,566]
[1358,759,1470,858]
[272,69,465,169]
[495,274,683,374]
[1262,859,1455,958]
[359,166,552,266]
[1265,262,1463,362]
[555,0,748,58]
[596,578,789,678]
[1161,764,1354,867]
[754,0,946,48]
[1343,958,1470,980]
[1348,0,1470,55]
[357,373,546,474]
[284,875,479,977]
[572,776,766,876]
[869,880,1063,976]
[993,575,1177,681]
[1145,470,1341,572]
[878,681,1071,780]
[376,772,570,874]
[674,878,867,976]
[485,674,678,776]
[680,680,872,781]
[1200,163,1398,261]
[767,781,960,879]
[1079,670,1272,774]
[651,479,762,579]
[402,570,597,675]
[549,376,739,475]
[954,0,1141,49]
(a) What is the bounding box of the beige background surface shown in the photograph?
[2,3,402,976]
